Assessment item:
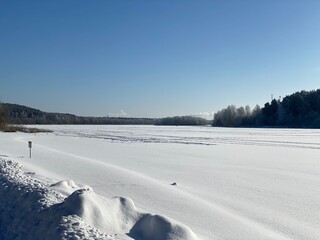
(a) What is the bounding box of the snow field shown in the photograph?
[1,125,320,240]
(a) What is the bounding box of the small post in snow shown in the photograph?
[28,141,32,158]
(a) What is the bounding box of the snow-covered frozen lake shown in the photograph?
[1,125,320,240]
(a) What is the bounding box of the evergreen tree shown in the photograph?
[212,89,320,128]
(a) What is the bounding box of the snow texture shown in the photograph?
[0,158,199,240]
[1,125,320,240]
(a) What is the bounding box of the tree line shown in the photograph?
[3,89,320,128]
[212,89,320,128]
[155,116,209,126]
[1,103,209,126]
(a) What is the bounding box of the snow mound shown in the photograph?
[50,179,77,189]
[59,188,139,234]
[59,188,199,240]
[0,159,65,239]
[0,158,200,240]
[50,180,92,196]
[130,214,199,240]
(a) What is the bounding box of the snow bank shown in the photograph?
[0,158,200,240]
[130,214,199,240]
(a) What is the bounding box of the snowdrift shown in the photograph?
[0,158,200,240]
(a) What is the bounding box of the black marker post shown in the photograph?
[28,141,32,158]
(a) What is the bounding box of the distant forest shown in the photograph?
[0,103,210,126]
[2,89,320,128]
[212,89,320,128]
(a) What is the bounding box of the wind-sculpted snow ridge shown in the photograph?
[48,126,215,146]
[56,130,215,146]
[0,158,200,240]
[45,125,320,149]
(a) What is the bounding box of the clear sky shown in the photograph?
[1,1,319,118]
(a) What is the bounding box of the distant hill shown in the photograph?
[2,103,157,125]
[1,103,209,126]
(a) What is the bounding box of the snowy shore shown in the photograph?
[0,158,199,240]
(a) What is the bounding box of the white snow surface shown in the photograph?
[1,125,320,240]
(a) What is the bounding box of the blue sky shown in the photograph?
[1,1,319,118]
